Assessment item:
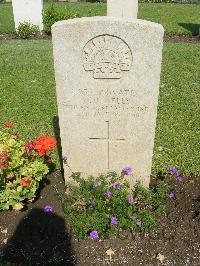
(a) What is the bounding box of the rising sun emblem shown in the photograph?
[82,35,132,79]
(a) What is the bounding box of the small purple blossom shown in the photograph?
[167,165,174,172]
[105,191,112,199]
[136,221,142,226]
[122,166,133,175]
[169,191,175,199]
[93,180,98,188]
[176,176,183,182]
[89,230,99,239]
[173,169,181,175]
[113,182,120,190]
[110,216,118,225]
[127,197,135,203]
[88,200,94,208]
[62,155,67,161]
[167,165,181,176]
[43,205,53,213]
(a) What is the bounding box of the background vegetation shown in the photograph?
[0,3,200,35]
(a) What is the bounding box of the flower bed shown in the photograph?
[0,171,199,265]
[0,125,57,210]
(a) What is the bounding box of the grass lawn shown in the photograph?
[0,2,200,35]
[0,40,199,177]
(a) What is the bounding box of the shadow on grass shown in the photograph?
[1,208,76,265]
[178,23,200,36]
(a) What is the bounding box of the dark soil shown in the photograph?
[0,172,200,265]
[164,34,200,43]
[0,33,199,43]
[0,33,51,41]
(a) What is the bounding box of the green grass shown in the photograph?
[0,40,199,176]
[154,41,200,175]
[0,40,57,140]
[0,3,200,35]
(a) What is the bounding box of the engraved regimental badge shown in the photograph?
[82,35,132,79]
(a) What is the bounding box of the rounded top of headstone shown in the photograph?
[51,17,164,34]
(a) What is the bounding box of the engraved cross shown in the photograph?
[89,121,125,169]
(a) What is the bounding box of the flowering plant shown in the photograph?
[63,171,168,239]
[0,131,57,211]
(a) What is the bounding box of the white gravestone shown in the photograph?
[12,0,43,31]
[107,0,138,19]
[52,17,164,187]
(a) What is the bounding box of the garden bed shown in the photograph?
[0,33,199,42]
[0,172,199,265]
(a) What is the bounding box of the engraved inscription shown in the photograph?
[61,87,149,118]
[82,35,132,79]
[61,102,149,118]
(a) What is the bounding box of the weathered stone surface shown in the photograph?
[52,17,164,186]
[12,0,43,30]
[107,0,138,19]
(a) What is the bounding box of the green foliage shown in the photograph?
[0,131,53,211]
[63,172,168,239]
[1,3,200,36]
[43,4,80,34]
[16,22,40,39]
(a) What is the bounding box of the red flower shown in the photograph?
[20,177,31,188]
[34,135,57,156]
[0,152,8,161]
[0,152,8,169]
[4,122,13,128]
[0,162,8,170]
[24,140,34,155]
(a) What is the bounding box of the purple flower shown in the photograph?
[62,155,67,161]
[167,165,181,176]
[44,205,53,213]
[173,169,181,175]
[136,221,142,226]
[113,182,120,190]
[93,180,98,188]
[167,165,174,172]
[127,197,135,203]
[176,176,183,182]
[89,230,99,239]
[88,200,94,208]
[169,191,175,199]
[122,166,133,175]
[110,216,118,225]
[105,191,112,199]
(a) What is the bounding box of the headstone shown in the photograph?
[52,16,164,187]
[107,0,138,19]
[12,0,43,31]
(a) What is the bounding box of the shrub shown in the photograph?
[0,131,57,211]
[63,171,168,239]
[44,5,80,34]
[16,22,40,39]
